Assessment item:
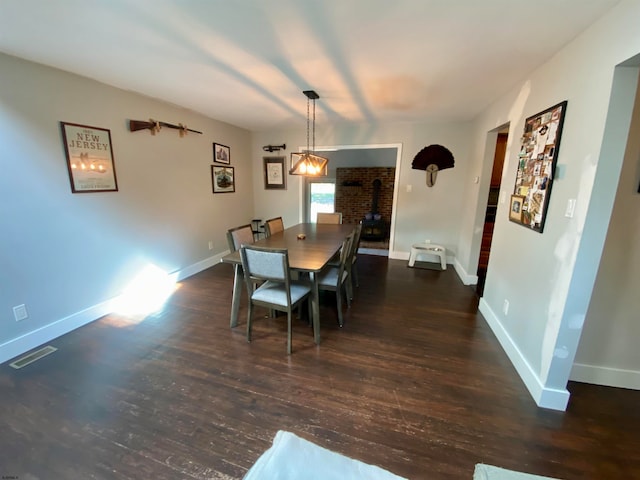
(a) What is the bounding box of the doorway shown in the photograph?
[299,144,402,255]
[477,127,509,296]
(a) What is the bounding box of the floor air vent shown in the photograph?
[9,345,58,369]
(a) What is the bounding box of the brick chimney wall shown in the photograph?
[335,167,395,227]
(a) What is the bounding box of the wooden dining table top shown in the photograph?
[222,222,355,272]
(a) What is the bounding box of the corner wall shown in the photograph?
[461,0,640,409]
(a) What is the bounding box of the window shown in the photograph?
[309,182,335,222]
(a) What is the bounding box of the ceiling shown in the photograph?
[0,0,620,132]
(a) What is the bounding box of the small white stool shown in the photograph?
[408,243,447,270]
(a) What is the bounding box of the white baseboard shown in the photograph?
[0,251,229,365]
[0,298,116,365]
[478,298,570,411]
[389,250,408,260]
[570,363,640,390]
[174,250,228,281]
[453,258,478,285]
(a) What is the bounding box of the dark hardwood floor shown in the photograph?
[1,255,639,479]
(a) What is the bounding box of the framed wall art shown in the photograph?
[213,142,230,164]
[211,165,235,193]
[511,100,567,232]
[509,195,525,222]
[263,156,286,190]
[60,122,118,193]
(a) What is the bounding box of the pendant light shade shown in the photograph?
[289,90,328,176]
[289,152,328,176]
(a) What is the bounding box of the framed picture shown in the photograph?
[509,195,525,222]
[211,165,235,193]
[263,156,286,189]
[213,142,230,164]
[511,101,567,232]
[60,122,118,193]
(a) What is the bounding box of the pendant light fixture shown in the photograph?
[289,90,328,176]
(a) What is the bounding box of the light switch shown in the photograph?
[565,199,576,218]
[406,185,412,193]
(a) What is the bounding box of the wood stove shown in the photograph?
[361,178,386,241]
[361,218,386,240]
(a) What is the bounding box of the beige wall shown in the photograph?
[0,52,254,363]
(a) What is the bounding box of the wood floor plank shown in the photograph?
[1,255,639,479]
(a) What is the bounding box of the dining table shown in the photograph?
[221,222,355,344]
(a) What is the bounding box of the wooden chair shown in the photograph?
[349,222,363,290]
[226,224,255,252]
[317,212,343,224]
[327,223,361,295]
[264,217,284,237]
[317,233,354,327]
[239,245,312,354]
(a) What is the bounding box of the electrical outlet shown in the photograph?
[208,240,214,250]
[13,304,28,321]
[425,239,431,244]
[503,299,509,316]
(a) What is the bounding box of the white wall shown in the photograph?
[251,121,473,270]
[0,53,254,363]
[572,68,640,389]
[459,0,640,409]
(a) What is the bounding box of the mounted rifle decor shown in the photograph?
[128,119,202,137]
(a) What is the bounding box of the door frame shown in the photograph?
[296,143,403,255]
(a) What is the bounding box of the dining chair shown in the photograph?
[226,224,255,252]
[316,212,343,224]
[349,222,363,290]
[239,245,312,354]
[317,232,354,327]
[327,224,361,295]
[251,219,265,241]
[264,216,284,237]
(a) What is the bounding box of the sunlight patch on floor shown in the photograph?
[112,264,178,318]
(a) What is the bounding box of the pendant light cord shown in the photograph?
[312,97,316,155]
[306,96,310,154]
